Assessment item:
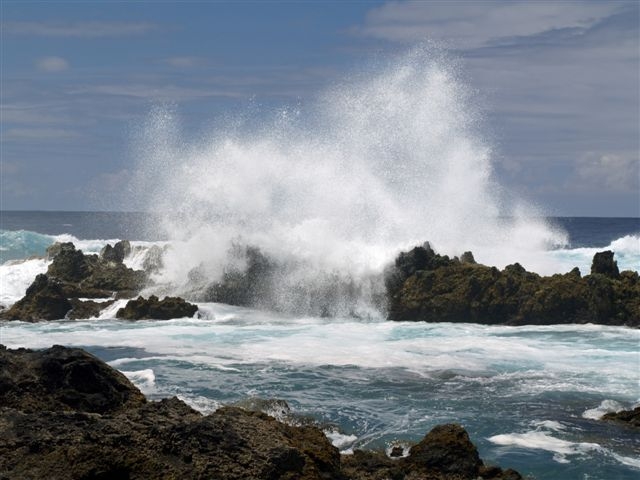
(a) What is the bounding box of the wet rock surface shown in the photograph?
[0,345,522,480]
[0,242,199,322]
[386,243,639,326]
[602,406,640,428]
[0,273,72,321]
[116,295,198,320]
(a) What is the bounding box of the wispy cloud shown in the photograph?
[2,21,159,37]
[574,152,640,192]
[2,127,80,141]
[351,1,624,49]
[35,56,69,72]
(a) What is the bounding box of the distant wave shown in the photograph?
[0,229,124,264]
[0,230,56,263]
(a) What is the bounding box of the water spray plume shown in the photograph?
[129,47,567,313]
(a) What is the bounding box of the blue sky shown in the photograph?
[1,0,638,216]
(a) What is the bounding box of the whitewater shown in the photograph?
[1,48,639,479]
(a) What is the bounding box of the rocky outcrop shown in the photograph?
[1,242,151,321]
[116,295,198,320]
[100,240,131,264]
[386,243,639,326]
[591,250,620,278]
[342,423,522,480]
[47,242,146,297]
[0,345,146,414]
[0,345,522,480]
[602,406,640,428]
[200,244,378,318]
[0,274,72,321]
[68,298,115,320]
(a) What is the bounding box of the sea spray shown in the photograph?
[128,47,567,312]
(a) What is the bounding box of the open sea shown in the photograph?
[0,211,638,480]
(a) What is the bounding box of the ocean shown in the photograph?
[0,211,638,480]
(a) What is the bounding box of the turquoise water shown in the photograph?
[1,213,639,479]
[2,313,639,479]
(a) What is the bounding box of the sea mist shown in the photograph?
[128,47,567,315]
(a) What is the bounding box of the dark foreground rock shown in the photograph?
[0,345,146,414]
[386,243,639,326]
[602,406,640,428]
[116,295,198,320]
[0,345,521,480]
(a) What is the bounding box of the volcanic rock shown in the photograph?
[100,240,131,263]
[406,423,481,476]
[0,345,522,480]
[0,274,72,321]
[602,406,640,428]
[386,244,639,326]
[591,250,620,278]
[46,241,146,296]
[68,298,114,320]
[116,295,198,320]
[0,345,146,414]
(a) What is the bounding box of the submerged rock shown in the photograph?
[116,295,198,320]
[386,244,639,326]
[0,345,522,480]
[602,406,640,428]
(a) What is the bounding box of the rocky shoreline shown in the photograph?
[0,345,522,480]
[384,243,639,327]
[1,239,638,326]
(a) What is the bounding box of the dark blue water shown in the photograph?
[2,211,638,246]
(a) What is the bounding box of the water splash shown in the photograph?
[129,47,567,312]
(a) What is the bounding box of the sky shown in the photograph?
[1,0,638,216]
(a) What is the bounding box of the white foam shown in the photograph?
[176,394,221,415]
[52,234,118,254]
[325,429,358,450]
[121,369,156,395]
[0,258,50,306]
[612,453,640,470]
[550,234,640,274]
[488,431,602,462]
[582,399,631,420]
[97,300,130,319]
[532,420,566,431]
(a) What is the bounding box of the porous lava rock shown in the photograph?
[602,406,640,428]
[0,345,522,480]
[0,274,72,321]
[0,345,146,414]
[1,242,149,321]
[116,295,198,320]
[46,242,146,296]
[386,243,639,326]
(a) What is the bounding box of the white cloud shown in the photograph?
[35,56,69,72]
[352,1,623,49]
[574,153,640,192]
[3,21,158,37]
